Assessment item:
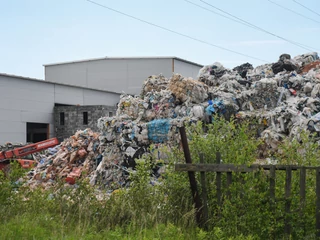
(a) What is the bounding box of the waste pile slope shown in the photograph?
[24,52,320,189]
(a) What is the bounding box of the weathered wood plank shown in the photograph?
[226,172,232,198]
[300,168,306,211]
[300,167,306,235]
[175,163,255,172]
[316,168,320,237]
[270,166,275,203]
[239,173,245,199]
[175,163,317,172]
[269,166,276,240]
[199,154,208,229]
[179,126,202,227]
[285,167,292,236]
[216,152,222,217]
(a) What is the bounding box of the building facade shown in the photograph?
[0,73,119,145]
[44,57,203,95]
[0,56,202,144]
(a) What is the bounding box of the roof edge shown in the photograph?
[0,72,120,95]
[173,57,203,67]
[43,56,203,67]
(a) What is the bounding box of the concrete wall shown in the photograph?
[45,58,174,95]
[173,59,202,79]
[0,74,120,144]
[54,105,116,142]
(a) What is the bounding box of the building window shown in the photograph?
[109,112,113,117]
[83,112,88,125]
[60,112,65,125]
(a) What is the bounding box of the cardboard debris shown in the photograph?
[168,74,208,104]
[141,74,168,96]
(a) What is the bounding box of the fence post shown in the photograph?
[226,172,232,199]
[270,166,276,240]
[179,126,202,227]
[216,152,222,218]
[285,167,292,236]
[270,166,275,203]
[200,153,208,229]
[300,167,306,235]
[316,167,320,237]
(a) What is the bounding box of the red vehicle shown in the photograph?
[0,138,59,171]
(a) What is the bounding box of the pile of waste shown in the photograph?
[24,51,320,189]
[25,129,101,189]
[24,126,168,190]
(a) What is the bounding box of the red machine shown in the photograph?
[0,138,59,171]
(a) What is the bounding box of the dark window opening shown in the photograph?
[83,112,88,125]
[109,112,113,117]
[60,112,65,125]
[26,122,49,143]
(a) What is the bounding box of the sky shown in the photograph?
[1,0,320,79]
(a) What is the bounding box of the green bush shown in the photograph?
[187,118,261,165]
[183,119,320,238]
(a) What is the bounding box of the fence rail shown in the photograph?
[177,126,320,237]
[175,163,320,171]
[176,162,320,235]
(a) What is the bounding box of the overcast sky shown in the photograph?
[1,0,320,79]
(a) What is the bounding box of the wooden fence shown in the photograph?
[176,126,320,237]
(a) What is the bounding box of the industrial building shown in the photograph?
[44,56,203,95]
[0,56,203,144]
[0,73,119,144]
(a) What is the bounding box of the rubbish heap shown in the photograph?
[24,51,320,190]
[25,129,102,190]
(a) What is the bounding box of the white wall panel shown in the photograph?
[83,89,119,106]
[54,93,84,105]
[0,76,54,93]
[0,87,54,103]
[0,120,25,133]
[0,97,54,113]
[45,62,87,87]
[0,133,25,144]
[0,109,22,122]
[54,85,84,105]
[45,58,173,95]
[173,59,202,79]
[54,84,84,96]
[20,111,54,124]
[87,60,128,92]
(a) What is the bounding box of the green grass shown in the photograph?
[2,118,319,239]
[0,215,199,240]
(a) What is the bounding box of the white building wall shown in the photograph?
[83,89,119,106]
[173,59,202,79]
[0,74,120,144]
[45,58,173,95]
[0,75,55,144]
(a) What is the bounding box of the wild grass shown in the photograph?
[1,118,319,239]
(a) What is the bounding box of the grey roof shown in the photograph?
[0,72,120,95]
[43,56,204,67]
